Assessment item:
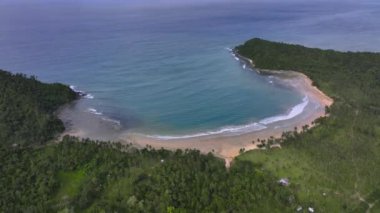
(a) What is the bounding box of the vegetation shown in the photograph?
[2,37,380,212]
[0,70,77,146]
[1,137,300,212]
[0,69,299,212]
[236,38,380,212]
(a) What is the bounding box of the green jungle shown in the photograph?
[1,38,380,212]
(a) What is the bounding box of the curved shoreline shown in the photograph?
[141,95,309,140]
[122,61,333,166]
[59,53,333,166]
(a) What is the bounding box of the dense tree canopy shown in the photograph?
[0,69,299,212]
[0,70,77,146]
[237,38,380,212]
[2,38,380,212]
[0,137,299,212]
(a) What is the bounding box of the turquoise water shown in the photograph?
[1,1,379,137]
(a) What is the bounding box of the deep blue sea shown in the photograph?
[1,0,379,137]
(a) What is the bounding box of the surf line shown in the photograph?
[144,96,309,140]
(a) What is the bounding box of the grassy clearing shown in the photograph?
[54,170,87,201]
[238,147,345,212]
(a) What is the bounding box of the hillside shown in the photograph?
[236,38,380,212]
[1,38,380,212]
[0,69,297,212]
[0,70,77,146]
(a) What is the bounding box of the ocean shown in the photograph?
[1,0,379,138]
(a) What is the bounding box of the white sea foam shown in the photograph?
[69,85,85,95]
[259,96,309,125]
[70,85,94,99]
[86,108,121,126]
[229,51,240,61]
[85,94,94,99]
[225,47,233,52]
[70,85,83,93]
[146,122,267,140]
[243,64,246,69]
[101,117,121,126]
[145,97,309,140]
[87,108,103,115]
[269,80,273,84]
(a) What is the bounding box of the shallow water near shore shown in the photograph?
[1,0,379,138]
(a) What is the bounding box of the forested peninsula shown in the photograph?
[236,38,380,212]
[1,38,380,212]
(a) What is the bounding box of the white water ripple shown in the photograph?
[259,96,309,125]
[145,96,309,140]
[146,122,267,139]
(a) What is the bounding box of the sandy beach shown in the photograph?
[59,55,333,167]
[124,68,333,166]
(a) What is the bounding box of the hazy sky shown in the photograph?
[1,0,364,8]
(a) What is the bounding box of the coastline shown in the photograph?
[121,51,333,166]
[59,53,333,167]
[120,54,333,166]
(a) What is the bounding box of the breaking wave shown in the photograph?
[144,96,309,140]
[70,85,94,99]
[86,108,121,126]
[87,108,102,115]
[259,96,309,125]
[145,122,267,140]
